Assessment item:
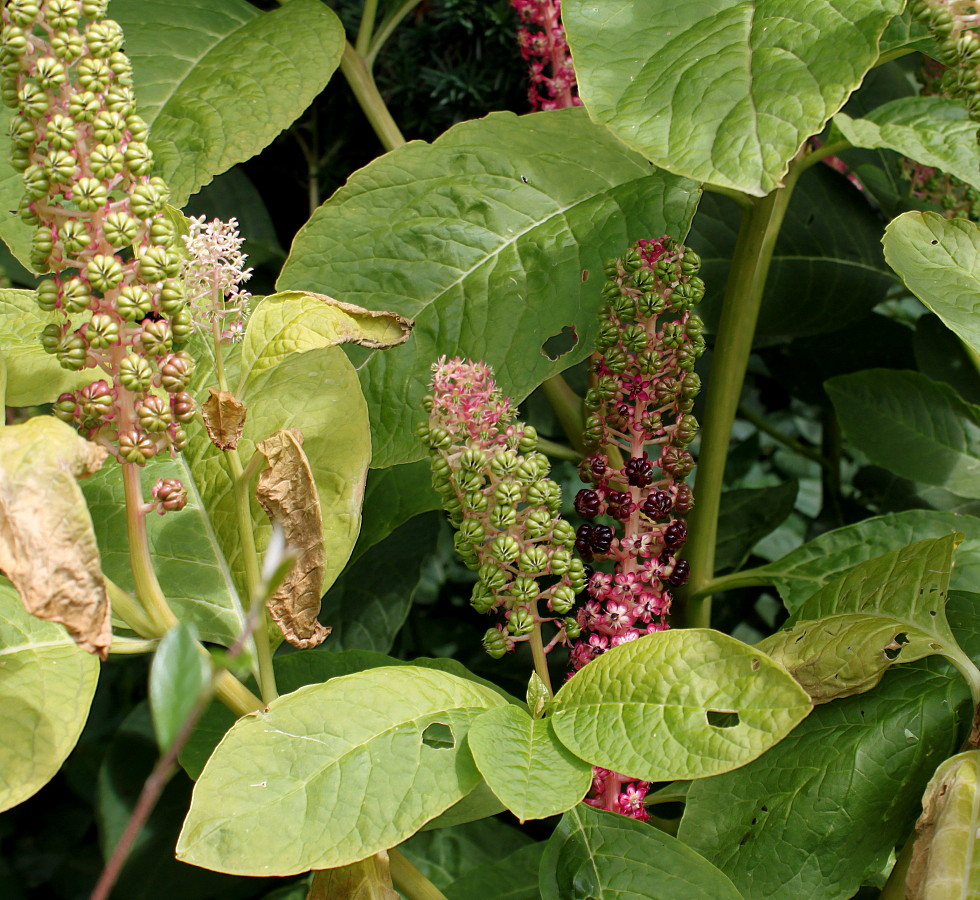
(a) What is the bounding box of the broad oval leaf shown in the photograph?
[551,630,811,782]
[0,289,89,405]
[755,509,980,613]
[112,0,345,205]
[883,211,980,358]
[149,622,211,753]
[176,666,507,874]
[563,0,902,196]
[835,97,980,192]
[0,577,99,813]
[679,660,970,900]
[81,455,247,647]
[827,369,980,499]
[540,803,744,900]
[468,705,592,822]
[0,417,110,656]
[240,291,412,390]
[907,750,980,899]
[276,107,700,467]
[444,842,545,900]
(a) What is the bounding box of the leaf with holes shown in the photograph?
[468,705,592,822]
[276,107,699,467]
[176,666,507,874]
[550,630,811,782]
[562,0,901,196]
[0,577,99,813]
[883,211,980,358]
[750,510,980,614]
[540,804,744,900]
[827,370,980,499]
[835,97,980,192]
[112,0,345,205]
[907,750,980,899]
[679,659,969,900]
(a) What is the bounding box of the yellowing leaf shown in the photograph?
[255,429,329,648]
[0,417,110,657]
[308,855,398,900]
[201,388,247,451]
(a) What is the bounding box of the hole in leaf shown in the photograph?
[761,805,768,812]
[883,632,910,661]
[750,658,761,671]
[421,722,455,750]
[739,832,751,846]
[706,709,740,728]
[541,325,578,360]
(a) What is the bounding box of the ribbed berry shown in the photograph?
[574,488,600,518]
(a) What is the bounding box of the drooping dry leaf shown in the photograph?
[907,750,980,899]
[300,292,413,348]
[307,854,399,900]
[201,388,247,451]
[255,428,329,648]
[0,417,110,657]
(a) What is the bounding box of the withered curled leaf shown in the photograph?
[307,853,398,900]
[202,388,247,451]
[255,429,329,648]
[0,417,110,657]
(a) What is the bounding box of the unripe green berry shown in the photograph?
[489,448,519,477]
[563,617,581,640]
[36,278,59,311]
[524,508,554,538]
[159,351,195,392]
[91,109,124,144]
[159,278,186,313]
[73,176,107,211]
[85,18,124,57]
[169,426,188,452]
[169,307,191,342]
[459,446,490,472]
[52,392,77,423]
[7,1,40,28]
[22,163,49,199]
[0,25,28,58]
[482,628,508,659]
[61,276,91,313]
[77,57,112,93]
[549,584,576,614]
[551,519,576,548]
[67,90,99,122]
[637,290,666,318]
[9,144,29,172]
[104,84,134,115]
[681,372,702,399]
[83,0,110,18]
[478,562,509,591]
[458,518,486,544]
[56,333,88,370]
[518,424,538,452]
[140,319,172,356]
[621,323,648,352]
[40,322,63,353]
[34,56,67,90]
[595,322,620,350]
[44,113,77,150]
[148,215,176,247]
[514,457,540,485]
[603,345,628,373]
[137,394,171,432]
[107,51,132,84]
[454,469,483,492]
[470,581,496,614]
[507,606,535,636]
[84,313,119,349]
[549,547,572,575]
[46,0,81,28]
[85,253,124,292]
[8,111,33,148]
[494,479,522,505]
[103,211,139,248]
[680,249,702,276]
[51,30,85,62]
[463,489,488,512]
[567,558,587,592]
[17,195,38,225]
[30,226,54,269]
[489,503,517,530]
[137,245,179,282]
[118,353,153,392]
[490,534,520,564]
[118,429,156,464]
[89,142,124,180]
[518,546,549,575]
[59,219,90,254]
[125,114,149,141]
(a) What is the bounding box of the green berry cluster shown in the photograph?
[2,0,193,463]
[420,357,585,658]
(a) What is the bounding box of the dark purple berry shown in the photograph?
[664,520,687,549]
[673,484,695,514]
[642,490,672,520]
[575,488,601,518]
[589,455,607,478]
[583,564,594,581]
[590,524,613,554]
[575,524,594,560]
[668,559,690,586]
[624,456,653,487]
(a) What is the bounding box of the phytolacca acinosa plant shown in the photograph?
[420,358,586,662]
[570,236,705,818]
[510,0,579,111]
[0,2,195,511]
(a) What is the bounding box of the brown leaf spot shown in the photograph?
[0,417,110,657]
[255,429,329,649]
[201,388,246,451]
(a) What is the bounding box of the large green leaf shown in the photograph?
[183,345,370,600]
[907,750,980,898]
[752,510,980,613]
[321,512,439,653]
[758,536,966,702]
[176,666,507,875]
[468,705,592,822]
[149,623,211,752]
[692,163,896,338]
[276,107,700,467]
[82,456,247,647]
[916,313,980,406]
[678,659,970,900]
[827,369,980,499]
[883,211,980,358]
[878,8,938,58]
[0,578,99,813]
[0,107,32,273]
[835,97,980,192]
[562,0,902,196]
[444,842,545,900]
[111,0,344,206]
[540,804,744,900]
[716,482,798,572]
[550,630,811,782]
[0,289,89,405]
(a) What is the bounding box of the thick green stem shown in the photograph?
[879,830,916,900]
[685,566,773,604]
[389,849,449,900]
[682,167,802,628]
[536,435,580,462]
[540,374,586,454]
[355,0,379,58]
[340,42,406,152]
[529,621,554,697]
[214,668,262,715]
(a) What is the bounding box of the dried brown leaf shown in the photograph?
[307,853,398,900]
[0,417,110,657]
[202,388,246,451]
[281,291,413,349]
[255,429,329,648]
